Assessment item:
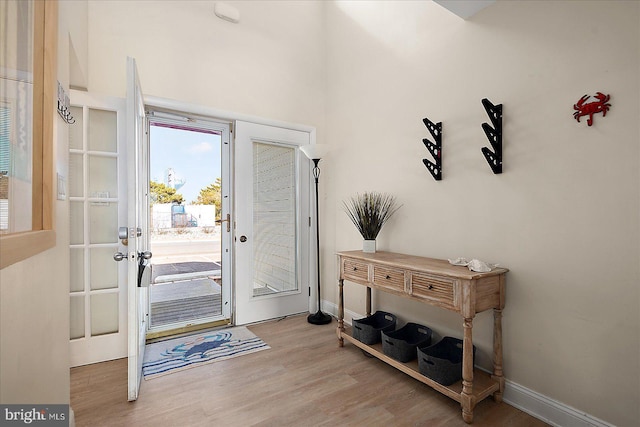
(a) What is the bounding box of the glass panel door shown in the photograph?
[69,92,128,367]
[234,121,310,325]
[252,142,298,296]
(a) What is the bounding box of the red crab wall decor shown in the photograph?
[573,92,611,126]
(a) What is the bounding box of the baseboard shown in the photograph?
[321,299,613,427]
[321,299,363,326]
[500,379,614,427]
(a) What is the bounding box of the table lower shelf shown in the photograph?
[337,326,500,405]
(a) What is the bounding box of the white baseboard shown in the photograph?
[321,299,613,427]
[501,379,614,427]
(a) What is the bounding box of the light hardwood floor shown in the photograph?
[71,315,548,426]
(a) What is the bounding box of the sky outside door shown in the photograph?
[147,114,231,336]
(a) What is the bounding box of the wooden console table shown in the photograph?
[336,251,507,424]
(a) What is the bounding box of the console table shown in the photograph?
[336,250,507,424]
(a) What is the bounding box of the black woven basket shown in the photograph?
[417,337,476,386]
[352,311,397,345]
[381,322,432,363]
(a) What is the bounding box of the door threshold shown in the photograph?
[146,318,231,343]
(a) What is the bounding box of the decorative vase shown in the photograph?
[363,239,376,253]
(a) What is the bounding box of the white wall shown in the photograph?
[151,203,216,228]
[4,0,631,424]
[185,205,216,227]
[324,1,639,426]
[0,0,87,406]
[86,0,326,133]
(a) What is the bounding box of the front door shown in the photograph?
[69,59,150,402]
[126,57,150,401]
[234,121,311,325]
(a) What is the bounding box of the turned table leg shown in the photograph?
[492,308,504,402]
[461,317,475,423]
[337,278,344,347]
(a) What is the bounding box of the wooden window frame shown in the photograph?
[0,0,57,269]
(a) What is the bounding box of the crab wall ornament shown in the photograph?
[573,92,611,126]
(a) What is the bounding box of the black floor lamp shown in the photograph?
[300,144,332,325]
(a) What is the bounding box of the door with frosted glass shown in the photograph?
[234,121,311,325]
[69,91,127,367]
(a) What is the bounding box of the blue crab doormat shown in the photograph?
[142,326,270,379]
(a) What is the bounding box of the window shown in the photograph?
[0,0,57,269]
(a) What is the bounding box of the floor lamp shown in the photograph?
[300,144,332,325]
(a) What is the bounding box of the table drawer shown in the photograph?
[411,272,454,308]
[343,258,369,281]
[373,265,405,292]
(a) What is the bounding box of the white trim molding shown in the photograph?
[502,380,614,427]
[321,299,614,427]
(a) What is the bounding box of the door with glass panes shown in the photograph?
[234,121,311,325]
[69,91,127,367]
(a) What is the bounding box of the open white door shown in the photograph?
[126,57,150,401]
[234,121,311,325]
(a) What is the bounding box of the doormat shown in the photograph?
[142,326,270,379]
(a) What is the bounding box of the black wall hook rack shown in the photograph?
[422,117,442,181]
[480,98,502,174]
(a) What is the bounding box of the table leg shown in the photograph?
[492,308,504,402]
[366,287,372,316]
[462,317,474,423]
[337,278,344,347]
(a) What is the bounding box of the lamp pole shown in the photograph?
[307,158,331,325]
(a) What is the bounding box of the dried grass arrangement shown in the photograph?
[343,192,401,240]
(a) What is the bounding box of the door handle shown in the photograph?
[218,213,231,232]
[113,252,126,262]
[137,251,152,288]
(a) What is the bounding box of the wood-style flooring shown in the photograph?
[71,315,548,427]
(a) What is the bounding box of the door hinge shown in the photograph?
[309,287,311,297]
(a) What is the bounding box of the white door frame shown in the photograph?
[145,96,318,321]
[145,111,232,328]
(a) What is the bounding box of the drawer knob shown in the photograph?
[428,285,434,290]
[385,275,391,279]
[353,267,358,271]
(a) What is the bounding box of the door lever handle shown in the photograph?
[137,252,152,287]
[217,213,231,232]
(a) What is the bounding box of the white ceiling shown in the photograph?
[433,0,496,20]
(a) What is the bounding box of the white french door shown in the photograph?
[68,92,128,367]
[126,57,150,401]
[234,121,311,325]
[69,59,150,401]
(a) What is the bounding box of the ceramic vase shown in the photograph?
[363,239,376,253]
